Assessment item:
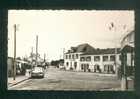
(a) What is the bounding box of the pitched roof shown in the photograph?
[66,43,121,55]
[81,48,121,55]
[76,43,96,53]
[96,48,120,54]
[66,43,96,54]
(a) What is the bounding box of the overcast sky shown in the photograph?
[8,10,134,61]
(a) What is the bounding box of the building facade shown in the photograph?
[64,43,121,74]
[120,30,135,76]
[7,57,14,77]
[64,44,96,71]
[80,52,121,73]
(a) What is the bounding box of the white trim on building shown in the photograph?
[64,44,121,74]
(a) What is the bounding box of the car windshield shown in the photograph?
[33,67,43,72]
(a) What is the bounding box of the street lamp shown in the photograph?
[109,22,117,74]
[109,22,129,90]
[36,35,38,66]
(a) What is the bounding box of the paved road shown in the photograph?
[9,66,121,91]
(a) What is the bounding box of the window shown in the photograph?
[69,54,71,59]
[94,64,101,72]
[76,54,79,59]
[86,56,91,61]
[81,64,84,70]
[74,62,77,69]
[104,65,108,72]
[94,56,100,61]
[80,57,85,61]
[66,55,68,59]
[132,52,134,60]
[110,55,115,61]
[86,64,89,69]
[72,54,74,59]
[66,62,69,66]
[103,56,108,61]
[119,55,121,60]
[83,47,87,52]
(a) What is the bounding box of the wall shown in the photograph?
[7,57,13,77]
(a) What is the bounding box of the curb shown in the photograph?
[8,77,30,88]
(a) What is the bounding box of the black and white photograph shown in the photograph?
[7,10,135,91]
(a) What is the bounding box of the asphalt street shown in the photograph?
[9,66,121,91]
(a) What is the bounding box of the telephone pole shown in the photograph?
[31,47,33,68]
[44,53,46,62]
[13,24,17,80]
[36,35,38,66]
[63,48,65,59]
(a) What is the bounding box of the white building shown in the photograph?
[64,43,95,71]
[80,50,121,73]
[64,43,121,74]
[121,30,134,49]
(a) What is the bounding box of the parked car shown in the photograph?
[31,67,45,78]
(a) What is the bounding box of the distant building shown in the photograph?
[58,59,64,69]
[7,57,30,77]
[64,43,121,74]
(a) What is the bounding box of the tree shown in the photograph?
[16,57,21,60]
[23,57,29,62]
[50,60,59,66]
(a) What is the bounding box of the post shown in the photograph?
[44,53,46,62]
[121,52,128,90]
[36,35,38,66]
[63,48,65,68]
[63,48,65,59]
[13,24,17,80]
[115,47,118,75]
[114,25,118,75]
[130,47,133,75]
[31,47,33,69]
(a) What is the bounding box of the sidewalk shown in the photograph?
[8,75,30,87]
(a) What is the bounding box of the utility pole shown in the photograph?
[44,53,46,62]
[36,35,38,66]
[63,48,65,59]
[31,47,33,69]
[44,53,46,68]
[121,52,128,90]
[13,24,17,80]
[121,25,129,91]
[31,47,33,60]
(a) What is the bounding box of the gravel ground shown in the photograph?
[9,66,129,91]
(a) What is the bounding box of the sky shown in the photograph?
[8,10,134,61]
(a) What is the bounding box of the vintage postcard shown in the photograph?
[7,10,134,91]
